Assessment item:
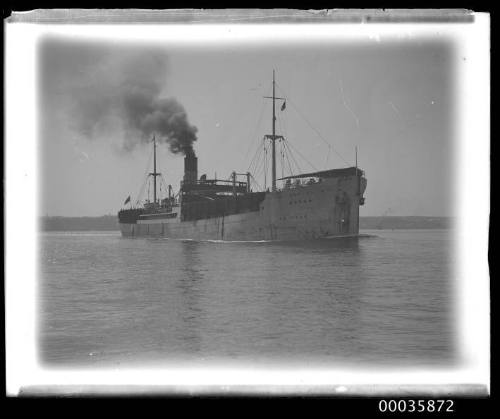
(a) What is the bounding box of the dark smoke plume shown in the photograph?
[122,84,198,156]
[45,42,198,155]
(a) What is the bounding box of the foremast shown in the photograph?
[149,136,161,206]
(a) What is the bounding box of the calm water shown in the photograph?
[39,230,456,368]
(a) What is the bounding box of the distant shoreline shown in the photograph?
[39,215,453,231]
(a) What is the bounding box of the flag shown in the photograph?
[124,195,131,205]
[281,101,286,111]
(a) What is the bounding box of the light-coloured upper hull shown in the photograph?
[120,175,366,241]
[119,215,360,241]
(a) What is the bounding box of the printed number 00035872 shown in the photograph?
[378,399,454,413]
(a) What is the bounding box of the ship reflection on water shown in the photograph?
[172,241,204,356]
[40,230,455,368]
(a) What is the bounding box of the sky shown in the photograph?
[39,33,456,217]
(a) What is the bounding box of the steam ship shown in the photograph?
[118,72,367,241]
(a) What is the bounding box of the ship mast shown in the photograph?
[154,136,157,205]
[272,70,276,192]
[149,135,160,206]
[264,70,285,192]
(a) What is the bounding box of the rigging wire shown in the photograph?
[275,99,317,174]
[249,138,265,177]
[246,140,261,174]
[275,115,285,179]
[282,140,295,177]
[263,141,268,190]
[243,98,267,163]
[277,104,289,140]
[134,145,154,206]
[250,173,262,191]
[250,139,263,176]
[324,145,332,168]
[156,149,165,202]
[283,140,302,175]
[247,79,281,188]
[244,80,274,177]
[253,142,266,185]
[247,134,265,174]
[281,139,285,179]
[277,114,294,179]
[253,155,263,182]
[275,81,350,167]
[286,138,317,172]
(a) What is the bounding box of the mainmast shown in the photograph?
[272,70,276,192]
[264,70,285,192]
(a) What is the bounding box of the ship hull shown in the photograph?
[118,216,361,241]
[119,175,367,241]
